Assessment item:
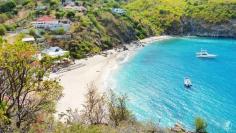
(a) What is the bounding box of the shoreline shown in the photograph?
[54,35,172,115]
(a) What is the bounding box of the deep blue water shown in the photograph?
[113,37,236,133]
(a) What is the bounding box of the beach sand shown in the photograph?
[54,35,172,115]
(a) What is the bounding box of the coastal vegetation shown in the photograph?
[1,0,235,58]
[0,38,209,132]
[0,0,233,132]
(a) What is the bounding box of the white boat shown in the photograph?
[184,77,192,88]
[196,49,217,58]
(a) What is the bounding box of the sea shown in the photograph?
[111,37,236,133]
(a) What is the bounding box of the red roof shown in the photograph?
[36,16,56,22]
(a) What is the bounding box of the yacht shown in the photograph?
[184,77,192,88]
[196,49,217,58]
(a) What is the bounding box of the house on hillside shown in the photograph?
[31,16,71,31]
[112,8,126,15]
[41,46,68,58]
[22,37,35,43]
[35,6,47,11]
[62,0,75,6]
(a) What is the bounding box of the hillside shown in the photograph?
[1,0,236,58]
[125,0,236,37]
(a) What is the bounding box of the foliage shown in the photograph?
[53,28,66,35]
[55,11,65,19]
[0,0,16,13]
[0,40,63,132]
[186,0,236,24]
[125,0,236,34]
[107,89,133,126]
[29,29,37,37]
[66,11,76,19]
[195,117,208,133]
[0,13,8,23]
[3,24,16,31]
[0,24,6,35]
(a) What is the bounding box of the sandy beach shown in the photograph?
[53,35,172,115]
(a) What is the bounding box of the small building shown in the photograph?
[62,0,75,6]
[22,37,35,43]
[31,16,71,31]
[112,8,126,15]
[41,47,69,58]
[64,5,87,12]
[35,6,47,11]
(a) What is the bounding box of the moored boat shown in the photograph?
[184,77,192,88]
[196,49,217,58]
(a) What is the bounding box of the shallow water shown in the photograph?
[113,37,236,132]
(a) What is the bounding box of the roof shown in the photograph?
[36,16,56,22]
[22,37,35,42]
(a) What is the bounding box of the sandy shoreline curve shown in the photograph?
[53,35,172,115]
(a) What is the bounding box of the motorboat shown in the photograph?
[196,49,217,58]
[184,77,192,88]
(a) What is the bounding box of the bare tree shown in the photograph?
[81,83,107,125]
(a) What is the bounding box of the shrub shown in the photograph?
[55,11,65,19]
[0,13,8,23]
[195,117,208,133]
[3,24,16,31]
[107,90,133,126]
[29,29,37,37]
[0,24,6,35]
[0,1,16,13]
[81,83,107,125]
[66,11,75,19]
[54,28,65,35]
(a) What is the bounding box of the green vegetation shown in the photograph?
[0,24,6,35]
[195,117,208,133]
[0,38,209,132]
[1,0,235,58]
[0,40,63,132]
[125,0,236,34]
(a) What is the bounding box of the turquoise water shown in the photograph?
[113,37,236,133]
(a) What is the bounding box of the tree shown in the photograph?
[107,89,133,126]
[55,11,65,19]
[195,117,208,133]
[0,40,63,132]
[0,13,8,23]
[81,83,107,125]
[0,1,16,13]
[29,29,37,37]
[0,24,6,35]
[66,11,75,19]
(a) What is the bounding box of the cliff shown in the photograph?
[166,18,236,38]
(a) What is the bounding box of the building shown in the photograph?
[112,8,126,15]
[41,47,69,58]
[22,37,35,43]
[35,6,47,11]
[31,16,71,31]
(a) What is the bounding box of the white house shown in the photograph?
[22,37,35,43]
[31,16,70,31]
[41,47,68,58]
[112,8,126,15]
